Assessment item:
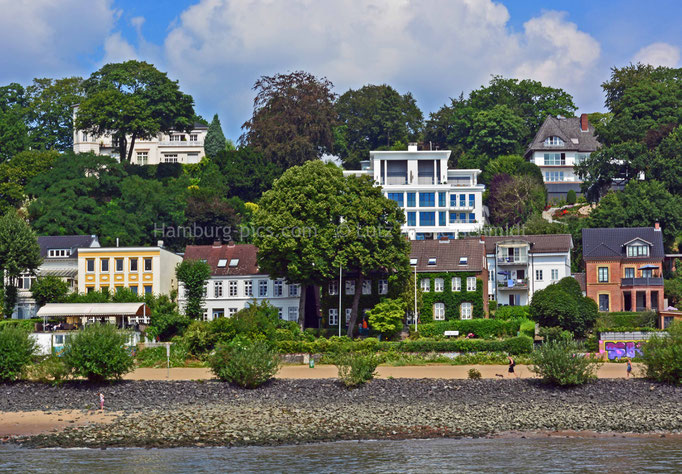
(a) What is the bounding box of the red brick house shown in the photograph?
[582,226,665,312]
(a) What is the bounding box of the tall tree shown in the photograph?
[176,260,211,319]
[213,147,283,202]
[0,149,58,214]
[488,174,546,228]
[335,84,423,169]
[31,276,69,307]
[76,61,195,163]
[241,71,337,169]
[204,114,227,158]
[0,211,42,317]
[0,83,30,162]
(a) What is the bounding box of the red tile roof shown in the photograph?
[483,234,573,254]
[409,239,485,273]
[183,244,262,276]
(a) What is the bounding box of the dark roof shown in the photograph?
[582,227,665,260]
[38,235,99,259]
[525,116,600,157]
[183,244,262,276]
[483,234,573,254]
[193,122,209,130]
[409,239,485,273]
[572,273,586,293]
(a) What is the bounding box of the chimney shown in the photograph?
[580,113,589,132]
[157,240,164,248]
[654,222,660,231]
[408,142,418,152]
[212,241,222,248]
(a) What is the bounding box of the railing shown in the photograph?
[158,140,204,147]
[386,176,408,185]
[417,176,436,185]
[621,277,663,287]
[450,203,475,210]
[496,256,528,265]
[498,278,529,290]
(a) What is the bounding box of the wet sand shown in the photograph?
[0,410,118,438]
[124,363,642,381]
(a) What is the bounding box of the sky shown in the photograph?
[1,0,681,142]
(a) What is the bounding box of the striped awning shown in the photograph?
[37,303,150,318]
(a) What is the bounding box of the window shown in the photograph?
[228,308,238,317]
[82,132,88,142]
[115,258,124,272]
[217,259,227,268]
[598,267,609,283]
[48,249,71,258]
[100,285,109,295]
[544,136,564,146]
[433,303,445,321]
[378,279,388,295]
[129,285,138,295]
[438,192,446,207]
[136,151,148,165]
[345,308,352,323]
[459,257,468,265]
[407,212,416,226]
[421,278,430,292]
[460,302,473,320]
[468,194,475,207]
[536,270,543,281]
[144,285,152,294]
[163,154,178,163]
[277,307,283,319]
[86,259,95,273]
[387,193,404,206]
[224,280,235,297]
[624,268,635,279]
[328,281,338,296]
[439,211,446,226]
[459,194,466,207]
[188,152,199,161]
[258,280,268,297]
[212,308,225,319]
[328,309,338,326]
[189,134,198,142]
[274,279,283,297]
[170,134,183,142]
[362,280,372,295]
[86,286,94,293]
[144,258,152,271]
[466,277,476,292]
[627,245,649,257]
[289,284,300,297]
[452,277,461,291]
[543,153,565,165]
[598,294,609,312]
[544,171,565,182]
[419,192,435,207]
[419,212,435,226]
[129,258,138,272]
[345,280,355,295]
[229,259,239,267]
[642,268,653,278]
[214,281,223,298]
[551,269,559,281]
[575,153,588,164]
[428,258,437,266]
[288,307,298,321]
[468,213,475,223]
[450,194,458,207]
[101,258,109,272]
[244,280,253,297]
[434,278,444,292]
[406,193,416,207]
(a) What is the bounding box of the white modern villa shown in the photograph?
[72,106,208,165]
[344,144,485,239]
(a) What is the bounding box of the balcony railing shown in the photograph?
[497,278,529,290]
[621,277,663,287]
[158,140,204,147]
[496,256,528,265]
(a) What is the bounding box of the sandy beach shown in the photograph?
[0,410,118,438]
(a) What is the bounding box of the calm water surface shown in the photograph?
[1,437,681,473]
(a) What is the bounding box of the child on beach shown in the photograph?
[99,392,104,411]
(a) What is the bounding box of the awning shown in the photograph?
[37,303,150,318]
[38,268,78,278]
[638,264,659,270]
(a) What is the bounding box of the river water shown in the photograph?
[1,437,681,473]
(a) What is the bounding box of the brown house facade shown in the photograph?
[582,226,665,312]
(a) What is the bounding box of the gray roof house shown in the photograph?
[525,114,601,201]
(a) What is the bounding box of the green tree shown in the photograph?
[204,114,227,158]
[0,83,30,162]
[488,174,546,227]
[480,154,544,185]
[76,61,195,162]
[176,260,211,319]
[367,298,405,339]
[529,282,598,337]
[213,147,283,202]
[31,276,69,307]
[0,149,58,213]
[0,326,37,381]
[63,324,135,382]
[241,71,337,169]
[335,84,423,169]
[469,104,528,161]
[0,211,42,318]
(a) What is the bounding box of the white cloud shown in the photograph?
[0,0,116,81]
[632,42,680,67]
[161,0,602,139]
[103,32,139,63]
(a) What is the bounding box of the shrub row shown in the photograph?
[493,306,530,320]
[416,318,531,339]
[0,319,41,331]
[276,335,534,355]
[596,311,657,329]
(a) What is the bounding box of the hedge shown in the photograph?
[597,311,657,329]
[494,306,530,320]
[275,335,534,355]
[0,319,41,331]
[416,318,530,339]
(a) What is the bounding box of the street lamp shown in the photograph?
[410,258,418,332]
[338,263,342,338]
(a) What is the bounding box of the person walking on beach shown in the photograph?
[626,358,632,379]
[507,356,518,378]
[98,392,104,411]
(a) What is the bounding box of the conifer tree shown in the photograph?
[205,114,227,158]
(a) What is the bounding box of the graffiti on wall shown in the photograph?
[603,340,644,360]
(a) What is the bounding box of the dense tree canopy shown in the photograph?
[530,278,598,336]
[0,83,30,162]
[335,84,423,169]
[204,114,227,158]
[487,174,546,228]
[76,61,195,162]
[241,71,337,169]
[0,149,58,214]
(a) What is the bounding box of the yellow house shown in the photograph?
[77,247,182,296]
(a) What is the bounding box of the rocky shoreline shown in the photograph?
[2,379,681,448]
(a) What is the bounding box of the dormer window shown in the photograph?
[544,136,564,147]
[48,249,71,258]
[627,244,649,257]
[428,258,437,266]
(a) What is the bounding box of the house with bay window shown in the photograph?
[582,226,665,312]
[525,114,600,201]
[343,143,485,239]
[180,243,302,321]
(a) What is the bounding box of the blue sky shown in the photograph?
[1,0,680,142]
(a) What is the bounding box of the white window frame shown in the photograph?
[420,278,430,292]
[378,279,388,295]
[433,302,445,321]
[466,277,476,292]
[345,308,352,323]
[273,279,284,297]
[362,280,372,295]
[460,302,472,320]
[434,278,444,292]
[136,151,148,165]
[328,309,338,326]
[163,154,179,163]
[345,280,355,295]
[288,284,300,297]
[228,308,238,317]
[535,270,543,281]
[258,280,268,297]
[551,269,559,281]
[244,280,253,297]
[452,277,461,291]
[214,281,223,298]
[228,280,238,297]
[328,281,338,296]
[288,307,298,321]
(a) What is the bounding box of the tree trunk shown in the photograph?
[118,135,127,164]
[298,284,306,331]
[346,274,363,338]
[126,134,137,163]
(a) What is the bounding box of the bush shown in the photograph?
[530,283,597,336]
[417,319,525,339]
[27,355,70,385]
[640,322,682,384]
[519,320,536,338]
[182,321,216,356]
[334,352,379,387]
[136,341,191,368]
[566,189,577,205]
[468,368,482,379]
[539,326,574,343]
[0,327,37,382]
[597,311,658,330]
[63,324,135,382]
[367,298,405,339]
[488,300,498,313]
[147,312,191,342]
[0,319,41,331]
[494,306,529,320]
[530,340,602,386]
[208,339,280,388]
